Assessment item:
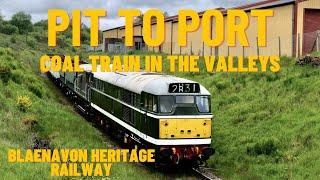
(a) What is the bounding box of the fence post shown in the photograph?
[227,46,230,56]
[202,42,205,57]
[278,36,281,57]
[242,46,245,57]
[316,34,319,52]
[256,37,260,57]
[317,30,320,52]
[298,33,301,58]
[215,47,219,57]
[190,42,193,55]
[180,46,182,54]
[292,34,295,57]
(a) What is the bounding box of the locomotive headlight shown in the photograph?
[172,148,177,154]
[195,147,199,154]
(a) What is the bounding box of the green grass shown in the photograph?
[312,51,320,56]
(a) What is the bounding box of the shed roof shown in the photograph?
[102,0,296,32]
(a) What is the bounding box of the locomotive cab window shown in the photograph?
[152,96,157,112]
[176,96,194,104]
[159,96,174,113]
[196,96,210,113]
[142,93,158,112]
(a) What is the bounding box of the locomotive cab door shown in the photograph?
[74,73,89,100]
[141,92,148,123]
[86,72,93,102]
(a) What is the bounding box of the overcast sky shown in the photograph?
[0,0,260,30]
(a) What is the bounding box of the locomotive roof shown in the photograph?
[80,64,210,96]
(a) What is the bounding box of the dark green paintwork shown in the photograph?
[91,87,160,139]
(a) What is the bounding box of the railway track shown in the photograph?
[193,167,221,180]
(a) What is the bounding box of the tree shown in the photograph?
[164,11,169,17]
[134,14,144,24]
[10,12,33,34]
[81,28,90,45]
[0,10,3,28]
[34,20,48,30]
[0,11,3,23]
[134,11,169,24]
[0,24,18,35]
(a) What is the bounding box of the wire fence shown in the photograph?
[104,30,320,57]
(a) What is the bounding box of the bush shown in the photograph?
[0,24,18,35]
[34,20,47,30]
[4,47,14,56]
[0,47,5,56]
[33,32,46,43]
[56,36,71,48]
[17,95,32,112]
[0,61,12,84]
[27,37,36,48]
[10,36,17,43]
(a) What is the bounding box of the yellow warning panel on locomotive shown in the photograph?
[159,119,211,139]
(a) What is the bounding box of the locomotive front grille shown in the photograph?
[159,119,211,139]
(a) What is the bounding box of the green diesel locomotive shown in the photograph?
[49,62,214,166]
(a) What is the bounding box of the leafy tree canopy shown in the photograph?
[34,19,48,29]
[10,11,33,34]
